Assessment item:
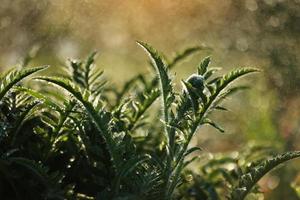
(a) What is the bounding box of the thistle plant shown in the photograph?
[0,42,299,200]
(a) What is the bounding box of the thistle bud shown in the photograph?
[186,74,205,91]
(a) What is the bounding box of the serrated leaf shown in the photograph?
[137,41,174,143]
[198,56,211,75]
[0,66,48,101]
[35,76,117,172]
[231,151,300,200]
[216,68,259,93]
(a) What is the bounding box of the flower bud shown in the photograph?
[186,74,205,91]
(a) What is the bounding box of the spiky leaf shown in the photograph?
[0,66,47,101]
[231,151,300,200]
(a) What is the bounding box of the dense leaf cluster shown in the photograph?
[0,42,299,200]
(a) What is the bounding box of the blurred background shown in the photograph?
[1,0,300,199]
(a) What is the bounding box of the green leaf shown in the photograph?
[137,41,174,134]
[35,76,117,171]
[231,151,300,200]
[201,118,225,133]
[111,153,151,196]
[0,66,48,101]
[198,56,211,75]
[204,67,221,80]
[216,68,259,93]
[15,86,61,111]
[11,100,40,145]
[214,106,228,111]
[84,51,97,90]
[184,147,202,157]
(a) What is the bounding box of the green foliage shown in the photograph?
[231,151,300,200]
[0,42,299,200]
[0,66,47,100]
